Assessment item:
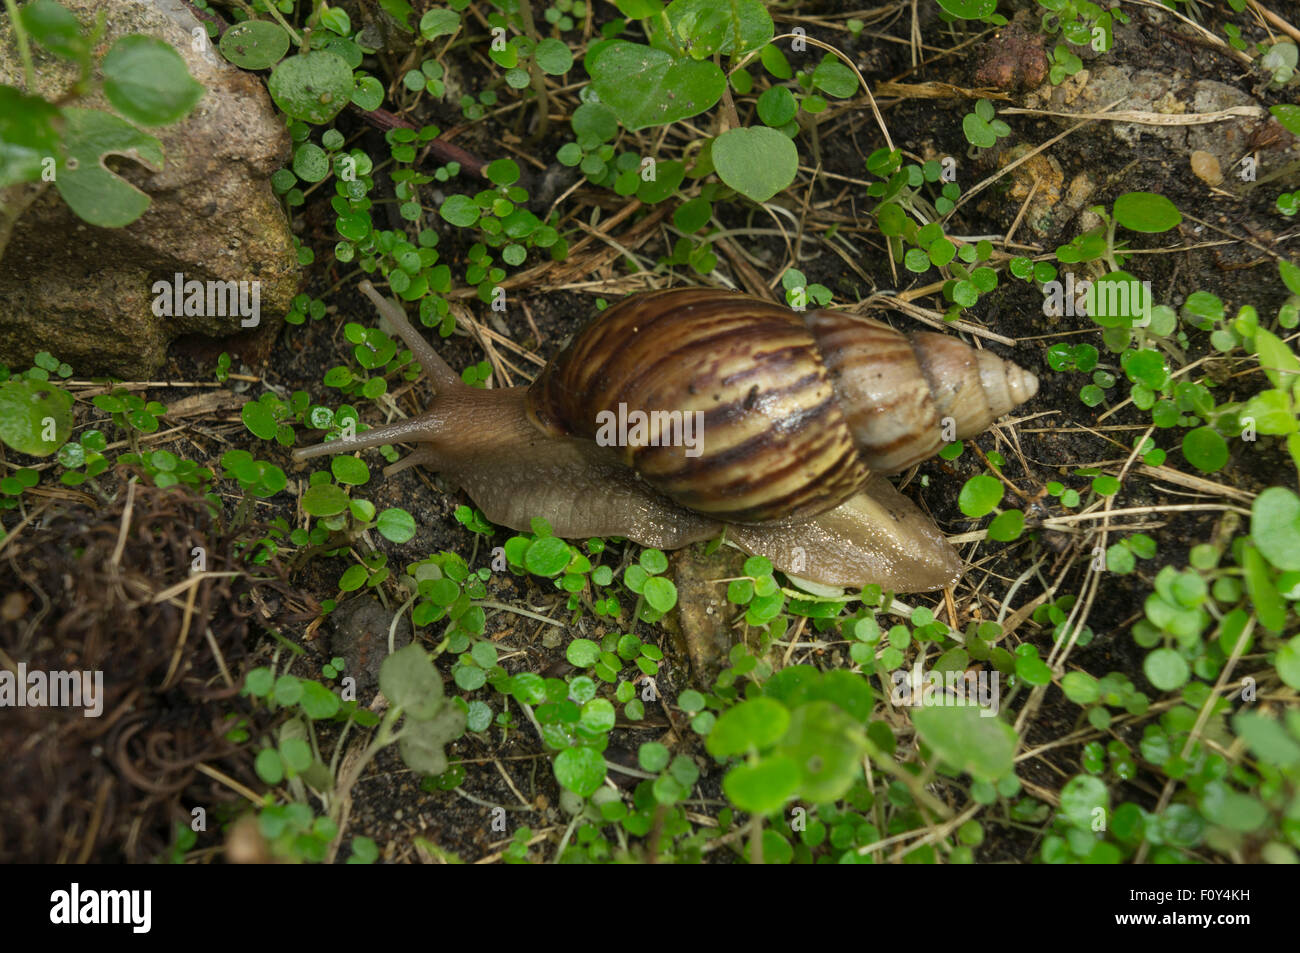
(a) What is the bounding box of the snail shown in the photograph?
[293,285,1038,592]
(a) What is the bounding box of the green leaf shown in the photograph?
[1199,780,1268,832]
[241,400,277,440]
[255,748,284,784]
[299,680,341,719]
[774,700,866,804]
[244,667,274,697]
[756,85,796,127]
[1239,389,1295,436]
[274,674,303,706]
[399,708,465,775]
[958,474,1003,517]
[636,158,685,203]
[639,741,671,772]
[987,509,1024,541]
[301,483,350,516]
[936,0,997,18]
[379,0,416,29]
[963,112,997,148]
[55,108,163,227]
[0,379,73,456]
[678,689,706,712]
[760,43,791,79]
[379,643,446,719]
[376,507,416,543]
[219,20,291,70]
[554,745,606,796]
[330,455,370,486]
[1113,192,1182,233]
[1254,326,1300,390]
[1016,652,1052,685]
[1143,648,1189,690]
[665,0,772,55]
[580,697,616,734]
[1271,104,1300,137]
[419,9,460,39]
[279,736,312,772]
[588,41,725,131]
[571,101,618,144]
[723,756,800,814]
[0,86,61,188]
[269,52,354,124]
[1058,774,1109,828]
[1276,636,1300,689]
[616,0,664,17]
[19,0,87,60]
[811,57,857,98]
[706,697,790,757]
[712,126,798,203]
[1244,542,1287,633]
[1061,671,1100,705]
[912,704,1017,782]
[1181,427,1227,473]
[292,142,329,182]
[352,74,383,111]
[348,836,379,864]
[1232,711,1300,767]
[320,5,351,35]
[486,157,520,186]
[525,536,570,576]
[534,38,574,75]
[102,36,203,126]
[566,638,600,668]
[643,576,677,612]
[439,194,479,227]
[1252,487,1300,570]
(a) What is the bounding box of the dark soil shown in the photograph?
[5,0,1298,864]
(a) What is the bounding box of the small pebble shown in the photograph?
[1190,150,1223,186]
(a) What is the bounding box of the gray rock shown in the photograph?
[329,596,414,701]
[0,0,297,377]
[1031,65,1299,191]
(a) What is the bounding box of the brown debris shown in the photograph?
[974,20,1050,92]
[0,484,293,862]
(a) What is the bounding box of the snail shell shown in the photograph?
[527,288,1037,523]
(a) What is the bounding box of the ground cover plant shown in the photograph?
[1,0,1298,865]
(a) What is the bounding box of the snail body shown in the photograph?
[293,285,1037,591]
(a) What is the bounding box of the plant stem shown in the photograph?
[656,9,684,56]
[355,105,491,179]
[514,0,550,138]
[727,0,744,58]
[716,53,740,130]
[477,599,565,626]
[4,0,35,88]
[228,0,301,46]
[391,592,416,654]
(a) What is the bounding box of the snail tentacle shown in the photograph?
[357,280,464,394]
[290,413,448,462]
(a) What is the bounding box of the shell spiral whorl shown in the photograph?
[805,310,1039,474]
[526,289,1037,524]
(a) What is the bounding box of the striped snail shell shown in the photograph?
[526,288,1038,524]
